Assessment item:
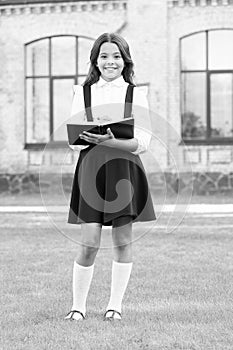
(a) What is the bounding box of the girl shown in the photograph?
[65,33,156,321]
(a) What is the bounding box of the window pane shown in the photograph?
[52,37,76,75]
[26,78,49,143]
[181,73,206,139]
[210,74,233,137]
[26,39,49,76]
[78,37,94,75]
[181,32,206,70]
[209,30,233,70]
[77,76,87,85]
[53,79,75,141]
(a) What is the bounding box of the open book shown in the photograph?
[67,118,134,145]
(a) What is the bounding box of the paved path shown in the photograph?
[0,204,232,214]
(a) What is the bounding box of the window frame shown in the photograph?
[180,29,233,145]
[24,34,94,149]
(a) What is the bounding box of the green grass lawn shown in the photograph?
[1,212,233,350]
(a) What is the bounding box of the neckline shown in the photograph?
[96,75,126,87]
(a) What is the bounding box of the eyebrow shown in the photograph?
[99,51,121,54]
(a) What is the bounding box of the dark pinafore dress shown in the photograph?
[68,84,156,226]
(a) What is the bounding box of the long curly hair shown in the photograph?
[83,33,135,86]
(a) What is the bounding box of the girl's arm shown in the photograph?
[103,132,139,152]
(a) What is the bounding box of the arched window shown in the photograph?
[25,35,94,147]
[180,29,233,144]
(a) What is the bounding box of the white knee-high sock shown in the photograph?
[106,260,133,313]
[71,261,94,316]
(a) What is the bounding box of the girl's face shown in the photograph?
[96,42,124,82]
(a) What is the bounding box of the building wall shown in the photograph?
[167,3,233,174]
[0,0,233,194]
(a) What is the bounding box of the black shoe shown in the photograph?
[65,310,85,321]
[103,309,122,321]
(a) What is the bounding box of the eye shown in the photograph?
[100,54,107,59]
[114,55,121,59]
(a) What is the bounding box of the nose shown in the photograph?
[106,57,114,65]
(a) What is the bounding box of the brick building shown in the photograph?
[0,0,233,194]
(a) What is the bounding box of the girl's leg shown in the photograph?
[112,216,133,263]
[77,222,102,266]
[66,223,102,320]
[105,217,133,319]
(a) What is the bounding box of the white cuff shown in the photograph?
[69,144,88,151]
[131,127,151,155]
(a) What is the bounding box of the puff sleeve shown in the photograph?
[69,85,88,151]
[131,86,152,155]
[70,85,85,120]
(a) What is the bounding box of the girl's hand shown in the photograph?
[80,128,114,144]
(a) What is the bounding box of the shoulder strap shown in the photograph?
[124,85,134,119]
[83,85,93,122]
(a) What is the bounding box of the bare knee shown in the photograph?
[76,244,99,266]
[81,243,99,258]
[114,240,131,251]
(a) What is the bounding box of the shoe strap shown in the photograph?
[67,310,85,319]
[104,309,122,318]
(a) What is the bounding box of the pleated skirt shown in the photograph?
[68,145,156,226]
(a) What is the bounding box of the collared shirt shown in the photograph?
[70,76,151,154]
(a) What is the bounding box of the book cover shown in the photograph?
[67,118,134,145]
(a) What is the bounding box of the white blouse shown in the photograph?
[69,76,151,154]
